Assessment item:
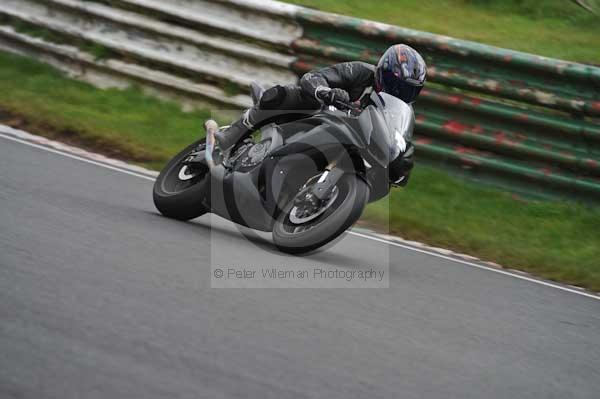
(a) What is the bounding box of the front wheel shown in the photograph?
[153,139,210,221]
[272,173,369,254]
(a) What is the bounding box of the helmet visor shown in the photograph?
[381,71,423,103]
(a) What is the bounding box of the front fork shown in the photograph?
[308,155,346,201]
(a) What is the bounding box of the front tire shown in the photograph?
[272,173,369,254]
[153,139,210,221]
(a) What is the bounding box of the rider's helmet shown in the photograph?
[375,44,427,104]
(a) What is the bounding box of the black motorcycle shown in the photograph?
[153,84,414,254]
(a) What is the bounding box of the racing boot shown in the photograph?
[215,107,257,152]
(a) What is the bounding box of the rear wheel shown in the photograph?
[153,139,210,221]
[272,172,369,254]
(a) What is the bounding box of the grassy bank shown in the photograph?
[0,51,217,170]
[1,51,599,291]
[284,0,600,64]
[363,171,600,290]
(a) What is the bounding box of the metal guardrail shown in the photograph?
[0,0,599,200]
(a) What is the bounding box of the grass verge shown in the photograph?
[283,0,600,64]
[1,50,599,291]
[0,51,219,170]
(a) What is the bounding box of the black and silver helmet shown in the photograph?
[375,44,427,104]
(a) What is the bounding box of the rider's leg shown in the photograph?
[215,85,287,151]
[215,85,319,151]
[214,106,257,152]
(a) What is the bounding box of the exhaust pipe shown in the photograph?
[204,119,219,170]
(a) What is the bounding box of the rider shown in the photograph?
[215,44,427,185]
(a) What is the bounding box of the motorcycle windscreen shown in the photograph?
[370,92,415,161]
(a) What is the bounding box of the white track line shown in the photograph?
[348,231,600,300]
[2,130,599,301]
[0,132,156,182]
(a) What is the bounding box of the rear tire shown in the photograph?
[272,174,368,254]
[153,139,209,221]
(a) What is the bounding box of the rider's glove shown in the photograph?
[315,87,350,106]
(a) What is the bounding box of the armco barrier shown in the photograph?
[0,0,599,201]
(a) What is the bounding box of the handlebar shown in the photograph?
[332,99,361,114]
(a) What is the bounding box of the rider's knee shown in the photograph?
[259,85,287,110]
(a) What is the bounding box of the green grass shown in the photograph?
[0,51,218,169]
[1,50,599,291]
[283,0,600,64]
[363,168,600,290]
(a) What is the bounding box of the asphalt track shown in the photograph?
[1,133,599,399]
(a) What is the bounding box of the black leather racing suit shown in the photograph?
[216,62,376,150]
[300,61,376,106]
[260,61,376,111]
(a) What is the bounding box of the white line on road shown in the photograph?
[2,129,599,301]
[348,231,600,300]
[0,131,156,182]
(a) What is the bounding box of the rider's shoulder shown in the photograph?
[333,61,376,76]
[351,61,376,71]
[338,61,375,69]
[357,61,376,68]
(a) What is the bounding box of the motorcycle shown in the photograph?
[153,83,415,254]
